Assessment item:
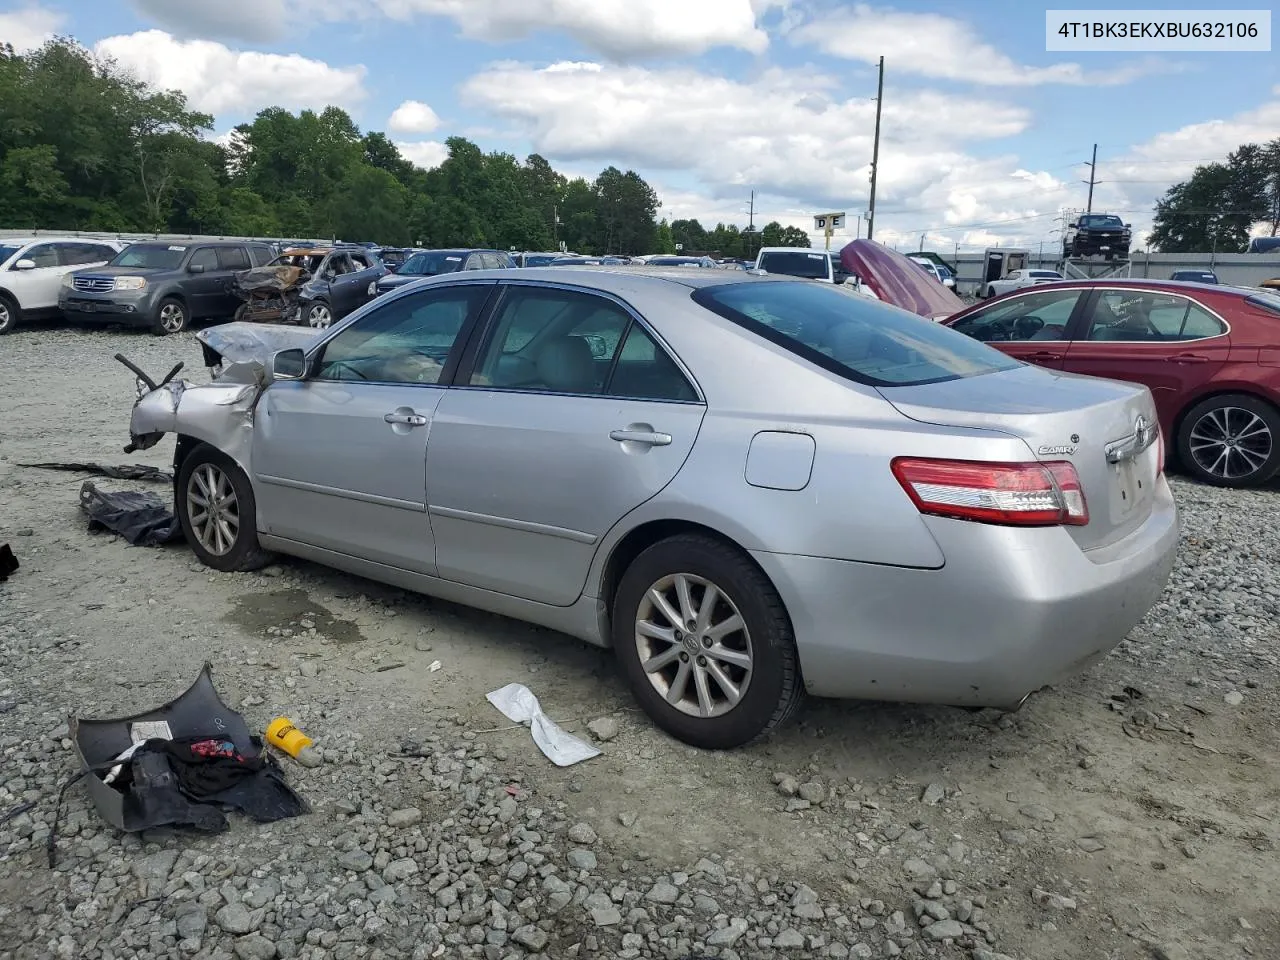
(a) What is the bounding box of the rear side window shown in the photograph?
[693,281,1019,387]
[248,245,272,266]
[217,246,250,270]
[188,247,219,271]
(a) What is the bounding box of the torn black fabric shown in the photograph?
[0,544,16,582]
[22,461,173,483]
[79,481,183,546]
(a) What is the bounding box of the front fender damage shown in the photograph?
[124,361,269,474]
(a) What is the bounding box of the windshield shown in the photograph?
[1081,215,1124,228]
[693,281,1019,387]
[0,245,22,263]
[398,252,466,276]
[110,244,187,270]
[758,251,830,280]
[524,254,559,267]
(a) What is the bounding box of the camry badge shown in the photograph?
[1038,443,1077,456]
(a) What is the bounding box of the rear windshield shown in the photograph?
[110,244,187,269]
[757,251,830,279]
[398,252,466,276]
[524,254,559,266]
[693,281,1019,387]
[1246,292,1280,315]
[1030,271,1063,279]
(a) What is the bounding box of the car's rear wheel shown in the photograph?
[176,444,271,572]
[306,301,332,329]
[153,297,187,336]
[1177,394,1280,488]
[612,534,803,749]
[0,293,19,335]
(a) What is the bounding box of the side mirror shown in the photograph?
[188,262,205,274]
[271,348,308,381]
[12,258,35,271]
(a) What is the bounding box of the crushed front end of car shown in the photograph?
[118,323,321,471]
[231,264,309,324]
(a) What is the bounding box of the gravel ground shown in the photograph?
[2,322,1278,960]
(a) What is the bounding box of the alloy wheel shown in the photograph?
[1188,406,1273,481]
[308,304,332,328]
[186,462,240,557]
[0,302,11,333]
[159,303,185,333]
[634,573,753,719]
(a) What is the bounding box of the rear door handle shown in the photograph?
[1171,353,1209,364]
[385,411,428,426]
[610,429,672,446]
[1027,351,1063,361]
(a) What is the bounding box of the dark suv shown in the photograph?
[1063,214,1132,260]
[374,249,514,296]
[285,246,386,328]
[61,240,274,334]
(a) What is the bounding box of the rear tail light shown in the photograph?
[891,458,1089,527]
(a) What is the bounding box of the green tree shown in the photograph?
[1149,144,1272,252]
[670,218,708,253]
[760,221,784,247]
[331,165,411,244]
[0,144,69,226]
[655,218,676,254]
[779,225,811,247]
[593,167,659,254]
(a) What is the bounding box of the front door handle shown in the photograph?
[385,411,428,426]
[610,428,672,446]
[1027,350,1063,362]
[1170,353,1209,364]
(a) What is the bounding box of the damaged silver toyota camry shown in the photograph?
[123,267,1179,749]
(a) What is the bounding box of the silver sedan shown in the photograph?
[125,267,1179,749]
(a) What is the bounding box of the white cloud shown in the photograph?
[396,140,449,170]
[462,60,1029,213]
[94,30,367,117]
[790,4,1171,86]
[0,5,66,52]
[388,99,441,135]
[129,0,288,43]
[366,0,781,59]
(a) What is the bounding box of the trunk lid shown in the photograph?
[878,364,1161,551]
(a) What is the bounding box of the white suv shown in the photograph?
[0,237,125,334]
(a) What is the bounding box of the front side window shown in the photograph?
[951,288,1084,343]
[313,284,490,384]
[188,247,219,271]
[697,281,1020,387]
[1085,291,1227,342]
[23,244,60,268]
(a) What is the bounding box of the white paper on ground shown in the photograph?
[486,682,601,767]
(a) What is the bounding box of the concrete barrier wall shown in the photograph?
[949,250,1280,293]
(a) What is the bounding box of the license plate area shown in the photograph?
[1108,457,1150,522]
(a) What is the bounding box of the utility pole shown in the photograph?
[866,56,884,241]
[1084,143,1097,214]
[855,215,861,239]
[747,189,755,232]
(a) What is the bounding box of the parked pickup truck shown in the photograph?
[1063,214,1132,260]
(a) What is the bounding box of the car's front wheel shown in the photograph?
[153,297,187,336]
[176,444,271,571]
[612,534,803,749]
[1177,394,1280,488]
[305,301,333,329]
[0,293,19,335]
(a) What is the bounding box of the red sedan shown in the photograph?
[944,280,1280,487]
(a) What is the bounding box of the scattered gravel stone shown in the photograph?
[923,918,965,940]
[1224,691,1244,706]
[646,881,680,904]
[568,822,598,844]
[1076,837,1106,852]
[337,848,374,872]
[587,716,619,741]
[1019,804,1057,823]
[921,783,946,805]
[568,848,598,870]
[798,781,826,803]
[214,902,259,935]
[776,774,800,797]
[387,806,422,827]
[1032,887,1078,910]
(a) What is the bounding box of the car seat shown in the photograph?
[536,337,596,394]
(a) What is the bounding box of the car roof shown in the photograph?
[385,264,778,294]
[757,247,827,254]
[3,236,119,245]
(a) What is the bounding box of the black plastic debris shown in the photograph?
[64,664,308,849]
[23,461,173,483]
[0,543,17,581]
[79,481,183,546]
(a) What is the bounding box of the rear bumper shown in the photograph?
[752,477,1178,707]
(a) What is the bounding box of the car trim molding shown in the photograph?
[428,504,598,544]
[256,473,424,512]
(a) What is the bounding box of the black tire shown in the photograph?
[233,303,248,323]
[612,534,803,749]
[1176,393,1280,488]
[984,285,996,298]
[176,443,271,571]
[0,292,20,334]
[152,296,188,336]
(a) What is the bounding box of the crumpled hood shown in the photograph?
[839,239,966,320]
[196,322,322,369]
